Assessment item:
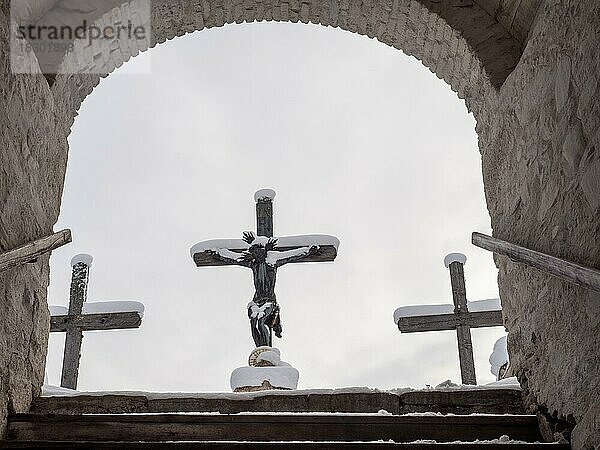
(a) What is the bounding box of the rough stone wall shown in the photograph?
[478,0,600,447]
[0,4,68,435]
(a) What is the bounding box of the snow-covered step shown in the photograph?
[30,388,525,415]
[1,441,571,449]
[7,413,545,444]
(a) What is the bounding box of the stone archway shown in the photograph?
[2,1,599,447]
[39,0,538,132]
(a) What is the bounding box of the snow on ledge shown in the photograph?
[48,301,145,318]
[443,252,466,268]
[254,188,276,202]
[393,298,501,324]
[71,254,93,267]
[41,379,521,400]
[190,234,340,257]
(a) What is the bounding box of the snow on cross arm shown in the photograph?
[393,298,501,324]
[48,301,145,318]
[190,234,340,257]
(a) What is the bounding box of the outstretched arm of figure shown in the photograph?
[206,248,250,267]
[273,245,319,268]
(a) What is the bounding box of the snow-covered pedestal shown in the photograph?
[230,347,299,393]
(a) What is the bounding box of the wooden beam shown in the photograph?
[472,232,600,294]
[396,310,504,333]
[447,261,476,385]
[61,259,89,390]
[50,312,143,333]
[193,245,338,267]
[256,197,274,238]
[8,413,543,444]
[0,229,72,273]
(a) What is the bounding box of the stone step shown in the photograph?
[29,389,525,415]
[8,413,544,444]
[2,441,571,449]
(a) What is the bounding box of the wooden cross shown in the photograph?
[394,253,504,385]
[190,189,339,347]
[50,254,144,390]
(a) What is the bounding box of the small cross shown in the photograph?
[50,254,144,390]
[394,253,504,385]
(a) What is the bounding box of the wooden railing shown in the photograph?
[472,232,600,294]
[0,229,72,273]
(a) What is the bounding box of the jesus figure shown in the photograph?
[208,231,319,347]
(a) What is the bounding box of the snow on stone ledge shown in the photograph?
[254,188,276,202]
[41,379,521,399]
[42,384,79,396]
[393,298,501,324]
[48,301,145,318]
[230,366,299,391]
[190,234,340,257]
[70,253,93,267]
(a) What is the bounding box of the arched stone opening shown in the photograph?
[1,0,599,447]
[46,24,495,392]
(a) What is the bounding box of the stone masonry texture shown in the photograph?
[0,0,598,447]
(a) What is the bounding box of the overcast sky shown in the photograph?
[46,22,505,393]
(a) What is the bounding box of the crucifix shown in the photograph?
[394,253,504,385]
[50,254,145,390]
[190,189,339,348]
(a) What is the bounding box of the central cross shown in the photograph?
[190,189,339,348]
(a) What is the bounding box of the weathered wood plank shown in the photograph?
[448,260,476,385]
[193,245,337,267]
[1,441,569,449]
[29,389,524,416]
[50,312,143,333]
[7,413,543,443]
[396,310,503,333]
[256,196,274,238]
[472,232,600,293]
[0,229,72,272]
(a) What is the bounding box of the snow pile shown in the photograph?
[191,234,340,257]
[424,377,521,391]
[42,384,79,396]
[490,335,509,379]
[443,253,467,268]
[231,347,299,392]
[70,254,93,267]
[254,189,276,202]
[49,305,68,316]
[410,435,528,444]
[230,366,299,392]
[48,301,145,318]
[256,349,282,367]
[393,298,501,324]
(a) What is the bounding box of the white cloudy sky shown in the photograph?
[46,22,505,393]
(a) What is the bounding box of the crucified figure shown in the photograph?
[208,231,319,347]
